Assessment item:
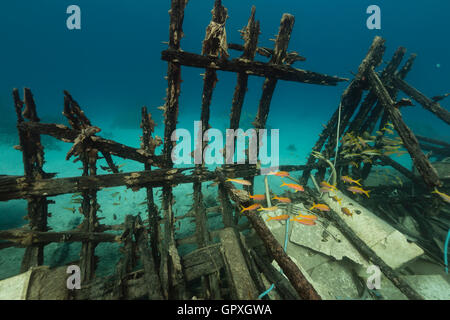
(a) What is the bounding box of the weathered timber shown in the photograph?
[347,47,407,134]
[419,143,450,158]
[159,0,188,300]
[18,122,164,167]
[254,13,295,131]
[324,37,386,159]
[416,135,450,148]
[0,165,259,201]
[181,243,225,282]
[141,106,161,271]
[250,249,300,300]
[221,6,260,227]
[220,227,259,299]
[301,36,386,184]
[228,43,306,63]
[361,53,417,134]
[360,53,417,181]
[377,155,423,184]
[161,49,348,86]
[15,88,49,273]
[134,215,164,299]
[0,228,118,246]
[113,215,137,299]
[367,68,441,189]
[216,167,321,300]
[392,77,450,125]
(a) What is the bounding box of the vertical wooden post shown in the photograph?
[140,106,162,271]
[360,53,417,180]
[220,7,260,228]
[14,88,49,273]
[253,14,295,131]
[192,0,229,299]
[160,0,188,299]
[62,91,100,283]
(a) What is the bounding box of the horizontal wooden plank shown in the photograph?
[161,49,348,86]
[0,165,258,201]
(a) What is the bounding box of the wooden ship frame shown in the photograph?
[1,0,449,300]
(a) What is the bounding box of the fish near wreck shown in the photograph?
[347,186,371,198]
[309,202,330,212]
[280,182,304,192]
[432,188,450,203]
[266,214,290,222]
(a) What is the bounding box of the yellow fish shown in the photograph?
[320,181,337,190]
[347,186,371,198]
[266,214,290,222]
[432,188,450,203]
[309,202,330,212]
[240,203,261,213]
[272,196,291,203]
[226,178,252,186]
[258,206,279,212]
[330,195,342,206]
[249,194,266,201]
[280,182,304,192]
[341,175,362,186]
[290,217,316,226]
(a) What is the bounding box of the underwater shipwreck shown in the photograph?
[1,0,450,300]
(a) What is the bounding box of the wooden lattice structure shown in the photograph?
[1,0,449,300]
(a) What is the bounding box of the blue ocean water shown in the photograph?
[0,1,449,283]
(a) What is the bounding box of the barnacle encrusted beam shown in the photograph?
[367,67,442,189]
[161,49,348,86]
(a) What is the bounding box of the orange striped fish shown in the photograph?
[249,194,266,201]
[280,182,304,192]
[226,178,252,186]
[267,171,290,177]
[240,203,261,213]
[290,217,316,226]
[266,214,290,222]
[257,206,279,212]
[272,196,291,203]
[341,207,353,217]
[309,202,330,212]
[296,213,318,221]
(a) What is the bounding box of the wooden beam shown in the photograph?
[220,227,259,299]
[301,36,386,184]
[215,167,321,300]
[0,228,119,246]
[18,122,164,167]
[161,49,348,86]
[392,77,450,125]
[367,68,441,189]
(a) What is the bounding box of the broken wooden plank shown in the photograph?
[18,122,164,167]
[0,228,119,246]
[0,165,258,201]
[392,77,450,125]
[14,88,49,273]
[161,49,348,86]
[134,215,164,299]
[367,68,442,189]
[182,243,225,282]
[254,13,295,130]
[220,227,258,299]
